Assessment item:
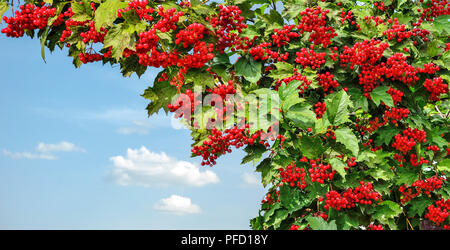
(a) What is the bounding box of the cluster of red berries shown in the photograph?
[168,89,201,119]
[384,107,409,124]
[409,153,429,167]
[207,5,247,53]
[279,162,308,189]
[272,25,299,47]
[191,126,270,166]
[314,102,326,119]
[339,39,388,69]
[1,4,58,37]
[324,181,381,210]
[383,18,430,43]
[427,145,440,153]
[417,0,450,24]
[392,128,427,154]
[317,72,339,93]
[424,199,450,226]
[175,23,206,48]
[295,47,326,69]
[399,176,444,203]
[363,15,385,26]
[261,191,280,205]
[424,77,448,101]
[374,2,388,11]
[78,52,103,64]
[387,87,404,105]
[308,159,336,184]
[367,224,383,230]
[117,0,154,21]
[154,6,184,32]
[80,21,107,44]
[297,6,337,48]
[274,71,312,95]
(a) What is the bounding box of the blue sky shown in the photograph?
[0,26,267,229]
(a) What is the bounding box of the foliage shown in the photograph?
[1,0,450,230]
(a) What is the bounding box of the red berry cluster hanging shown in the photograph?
[424,77,448,101]
[399,176,444,203]
[117,0,154,21]
[279,161,307,189]
[207,5,247,53]
[297,6,337,48]
[324,182,381,210]
[314,102,326,119]
[295,47,326,69]
[424,199,450,227]
[1,4,58,37]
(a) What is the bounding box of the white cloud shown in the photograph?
[2,149,57,160]
[2,141,85,160]
[242,172,260,185]
[36,141,86,153]
[153,195,202,215]
[109,146,219,187]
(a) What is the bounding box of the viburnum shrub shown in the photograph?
[1,0,449,230]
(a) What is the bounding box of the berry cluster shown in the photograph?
[424,199,450,226]
[1,4,58,37]
[384,107,409,124]
[272,25,299,47]
[295,47,326,69]
[367,224,384,230]
[308,159,335,184]
[117,0,154,21]
[279,162,307,189]
[314,102,326,119]
[317,72,339,93]
[207,5,247,53]
[424,77,448,101]
[191,126,270,166]
[392,128,427,154]
[324,182,381,210]
[297,6,337,48]
[383,18,430,43]
[399,176,444,203]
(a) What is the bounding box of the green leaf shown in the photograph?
[103,23,135,59]
[306,217,337,230]
[347,87,368,112]
[371,86,394,107]
[329,158,347,181]
[0,2,9,23]
[278,80,302,101]
[295,136,325,159]
[325,90,352,125]
[372,201,402,227]
[375,126,398,146]
[94,0,128,31]
[234,56,262,83]
[434,15,450,34]
[437,159,450,172]
[285,103,316,130]
[397,0,407,8]
[256,158,275,187]
[367,165,395,181]
[71,1,93,22]
[396,167,418,186]
[267,208,289,229]
[269,62,294,80]
[278,185,313,213]
[40,27,50,63]
[334,127,359,156]
[408,196,431,217]
[241,144,267,165]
